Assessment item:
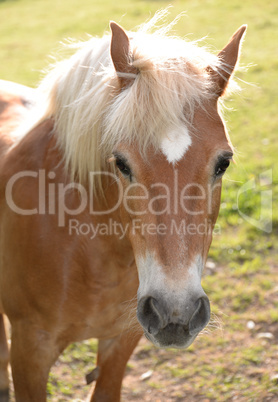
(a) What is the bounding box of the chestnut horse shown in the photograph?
[0,14,246,402]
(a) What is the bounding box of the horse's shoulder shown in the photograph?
[0,80,36,152]
[0,80,35,107]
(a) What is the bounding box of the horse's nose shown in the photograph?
[137,295,210,336]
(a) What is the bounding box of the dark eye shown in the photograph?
[215,159,230,177]
[115,157,131,178]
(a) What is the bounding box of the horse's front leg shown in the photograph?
[10,320,60,402]
[91,329,142,402]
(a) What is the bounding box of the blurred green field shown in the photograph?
[1,0,277,400]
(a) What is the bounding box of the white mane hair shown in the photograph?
[32,11,225,190]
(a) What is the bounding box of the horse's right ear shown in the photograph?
[110,21,137,80]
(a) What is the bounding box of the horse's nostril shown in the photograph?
[189,296,210,335]
[137,296,166,336]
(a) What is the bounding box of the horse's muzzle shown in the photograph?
[137,295,210,348]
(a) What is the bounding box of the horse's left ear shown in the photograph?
[212,25,247,97]
[110,21,137,81]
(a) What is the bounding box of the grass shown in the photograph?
[1,0,277,400]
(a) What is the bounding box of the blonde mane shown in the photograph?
[29,12,225,191]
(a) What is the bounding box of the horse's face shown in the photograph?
[113,103,232,348]
[110,22,246,348]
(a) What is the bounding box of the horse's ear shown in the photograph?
[211,25,247,97]
[110,21,137,80]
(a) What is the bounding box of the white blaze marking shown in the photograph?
[161,126,191,164]
[136,252,166,298]
[136,252,204,300]
[187,254,204,291]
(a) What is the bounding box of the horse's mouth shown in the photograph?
[144,323,198,349]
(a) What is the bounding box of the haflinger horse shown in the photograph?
[0,12,246,402]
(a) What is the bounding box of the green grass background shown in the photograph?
[0,0,277,400]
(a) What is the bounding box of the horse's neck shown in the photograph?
[1,116,134,266]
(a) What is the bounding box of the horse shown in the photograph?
[0,12,246,401]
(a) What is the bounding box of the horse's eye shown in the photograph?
[115,157,131,178]
[215,159,230,177]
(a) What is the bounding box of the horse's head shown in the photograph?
[109,22,246,348]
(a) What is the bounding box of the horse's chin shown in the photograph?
[144,330,197,350]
